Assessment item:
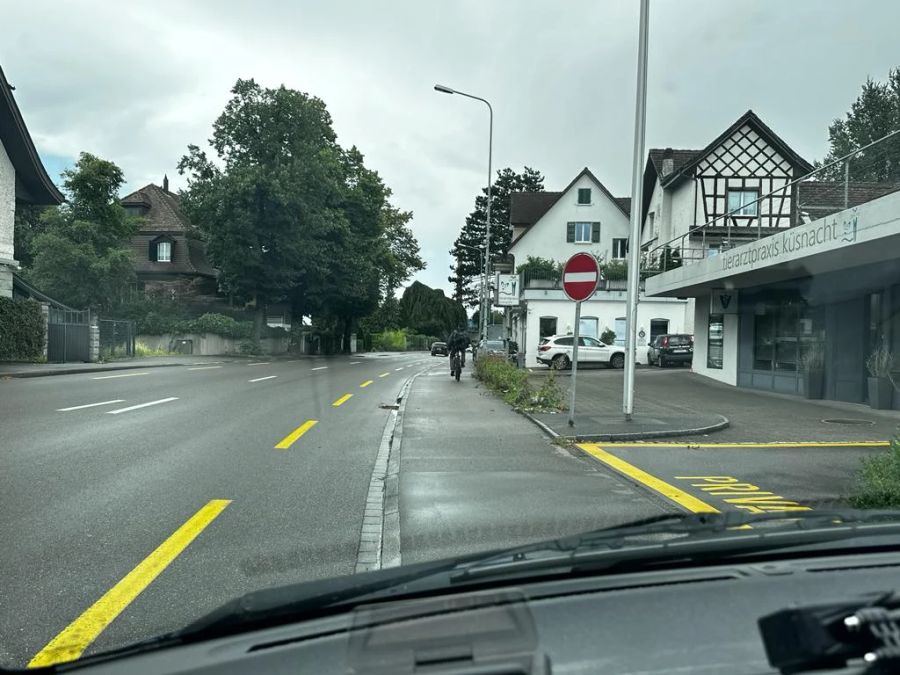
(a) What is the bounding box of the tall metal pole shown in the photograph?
[623,0,650,421]
[484,103,493,342]
[433,85,493,343]
[568,301,582,427]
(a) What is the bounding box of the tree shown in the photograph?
[819,67,900,181]
[449,166,544,306]
[178,78,345,340]
[13,204,49,269]
[28,153,137,309]
[398,281,466,339]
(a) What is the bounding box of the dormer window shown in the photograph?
[149,235,174,262]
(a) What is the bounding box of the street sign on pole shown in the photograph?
[562,253,600,427]
[562,253,600,302]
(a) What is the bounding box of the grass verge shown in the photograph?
[474,355,565,412]
[849,432,900,508]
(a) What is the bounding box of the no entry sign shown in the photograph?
[562,253,600,302]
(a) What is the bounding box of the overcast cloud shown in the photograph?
[3,0,899,294]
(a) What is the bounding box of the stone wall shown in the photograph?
[136,333,289,356]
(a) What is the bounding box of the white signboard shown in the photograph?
[710,288,738,314]
[495,274,519,306]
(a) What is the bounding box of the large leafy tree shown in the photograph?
[28,153,137,309]
[819,67,900,181]
[178,78,345,339]
[399,281,467,339]
[449,166,544,306]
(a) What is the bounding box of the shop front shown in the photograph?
[646,189,900,406]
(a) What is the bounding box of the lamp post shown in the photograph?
[459,243,485,333]
[434,83,493,342]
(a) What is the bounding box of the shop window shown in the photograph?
[539,316,557,338]
[708,314,724,369]
[753,298,820,372]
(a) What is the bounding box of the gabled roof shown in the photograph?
[663,110,813,188]
[509,167,630,248]
[121,183,190,232]
[799,180,900,218]
[0,64,63,205]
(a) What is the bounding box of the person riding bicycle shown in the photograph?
[447,326,470,373]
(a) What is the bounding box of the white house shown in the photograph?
[507,167,692,368]
[0,64,63,297]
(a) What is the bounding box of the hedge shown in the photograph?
[136,312,258,339]
[0,297,45,360]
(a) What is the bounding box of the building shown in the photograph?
[120,177,217,300]
[506,167,692,367]
[641,110,900,407]
[0,64,63,297]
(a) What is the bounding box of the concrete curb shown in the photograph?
[354,367,424,573]
[0,362,190,378]
[519,410,730,442]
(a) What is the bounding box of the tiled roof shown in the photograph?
[615,197,632,216]
[509,191,561,226]
[122,182,215,278]
[121,183,190,232]
[647,149,701,179]
[798,180,900,217]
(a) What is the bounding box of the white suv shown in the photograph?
[537,334,626,370]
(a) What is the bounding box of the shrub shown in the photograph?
[850,433,900,508]
[372,329,407,351]
[474,354,533,407]
[137,311,177,335]
[0,297,44,360]
[600,328,617,345]
[177,313,253,339]
[134,341,176,357]
[239,339,262,355]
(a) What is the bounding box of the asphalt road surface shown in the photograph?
[0,353,428,667]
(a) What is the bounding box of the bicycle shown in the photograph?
[449,350,462,382]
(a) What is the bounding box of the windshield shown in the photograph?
[3,1,900,670]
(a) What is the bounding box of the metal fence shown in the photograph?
[642,127,900,274]
[47,307,91,363]
[99,319,135,360]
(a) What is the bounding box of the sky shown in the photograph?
[3,0,899,296]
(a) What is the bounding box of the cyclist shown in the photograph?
[446,326,470,375]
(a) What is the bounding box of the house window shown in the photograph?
[727,189,759,216]
[567,222,600,243]
[612,238,628,259]
[579,316,598,339]
[157,241,172,262]
[708,314,724,369]
[577,188,592,205]
[614,317,627,346]
[539,316,557,338]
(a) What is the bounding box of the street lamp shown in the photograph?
[434,83,493,342]
[458,243,485,333]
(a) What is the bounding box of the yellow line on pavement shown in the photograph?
[274,420,318,449]
[360,380,373,388]
[379,372,390,378]
[595,441,891,448]
[333,393,353,407]
[577,443,720,514]
[28,499,231,668]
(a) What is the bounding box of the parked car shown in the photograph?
[537,334,626,370]
[475,339,507,360]
[430,341,448,356]
[647,333,693,367]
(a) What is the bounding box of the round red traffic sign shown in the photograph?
[562,253,600,302]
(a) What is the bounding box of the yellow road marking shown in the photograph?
[378,372,390,378]
[577,443,719,514]
[594,441,890,448]
[274,420,318,449]
[28,499,231,668]
[333,393,353,407]
[360,380,373,388]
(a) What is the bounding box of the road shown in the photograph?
[1,354,893,668]
[0,353,427,667]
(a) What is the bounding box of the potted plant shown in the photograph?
[865,341,895,410]
[799,342,825,400]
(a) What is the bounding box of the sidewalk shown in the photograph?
[395,364,666,565]
[528,367,900,443]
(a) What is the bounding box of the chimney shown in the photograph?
[661,148,674,177]
[163,174,169,192]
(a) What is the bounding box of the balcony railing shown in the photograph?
[518,268,640,295]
